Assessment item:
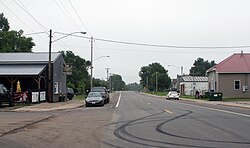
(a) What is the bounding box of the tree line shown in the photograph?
[1,13,216,93]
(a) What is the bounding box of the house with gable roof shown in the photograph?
[206,52,250,98]
[178,75,208,96]
[0,52,67,103]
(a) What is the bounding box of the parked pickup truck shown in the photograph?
[0,84,14,107]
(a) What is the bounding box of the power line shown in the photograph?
[1,1,33,32]
[54,0,82,31]
[67,0,91,35]
[1,1,48,43]
[52,32,250,49]
[17,0,28,12]
[93,37,250,49]
[12,0,49,33]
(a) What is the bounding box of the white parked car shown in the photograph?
[166,91,179,100]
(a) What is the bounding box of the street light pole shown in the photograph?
[156,72,158,92]
[168,65,184,76]
[48,29,52,102]
[94,56,110,61]
[48,30,86,102]
[90,36,93,88]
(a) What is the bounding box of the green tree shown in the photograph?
[61,51,90,94]
[126,82,142,91]
[0,13,35,52]
[110,74,125,91]
[0,13,10,31]
[93,78,108,88]
[189,58,216,76]
[139,62,171,91]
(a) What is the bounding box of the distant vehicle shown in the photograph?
[85,92,105,107]
[67,88,74,100]
[90,87,110,104]
[0,84,14,107]
[166,91,179,100]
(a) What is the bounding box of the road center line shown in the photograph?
[164,109,173,114]
[115,91,121,108]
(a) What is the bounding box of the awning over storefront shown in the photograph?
[0,65,46,76]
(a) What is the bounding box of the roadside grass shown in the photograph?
[73,95,86,100]
[147,91,167,96]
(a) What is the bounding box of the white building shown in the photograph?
[179,75,208,96]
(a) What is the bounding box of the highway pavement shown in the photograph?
[0,91,249,148]
[102,91,250,148]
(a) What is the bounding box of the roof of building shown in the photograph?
[207,53,250,73]
[0,65,46,76]
[181,75,208,82]
[0,52,62,64]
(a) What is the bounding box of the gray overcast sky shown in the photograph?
[1,0,250,84]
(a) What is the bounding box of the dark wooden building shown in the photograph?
[0,52,67,103]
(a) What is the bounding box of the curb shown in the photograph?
[181,98,250,109]
[141,92,250,109]
[217,103,250,110]
[13,101,84,112]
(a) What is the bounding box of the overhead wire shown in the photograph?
[1,1,34,32]
[1,1,48,45]
[3,1,250,51]
[56,32,250,49]
[93,37,250,49]
[12,0,49,34]
[54,0,82,31]
[67,0,91,35]
[17,0,28,11]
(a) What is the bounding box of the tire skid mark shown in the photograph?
[113,111,216,148]
[156,110,250,145]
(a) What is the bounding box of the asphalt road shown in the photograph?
[102,91,250,148]
[0,91,250,148]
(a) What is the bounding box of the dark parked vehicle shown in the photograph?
[67,88,74,100]
[0,84,14,107]
[90,87,110,104]
[85,92,105,107]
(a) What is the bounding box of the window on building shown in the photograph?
[234,80,241,90]
[54,82,59,93]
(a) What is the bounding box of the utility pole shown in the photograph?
[90,36,93,88]
[109,73,112,93]
[48,29,52,103]
[105,67,110,90]
[193,67,195,96]
[156,72,158,92]
[181,66,183,75]
[105,68,110,81]
[146,76,149,92]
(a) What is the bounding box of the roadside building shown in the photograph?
[206,52,250,98]
[0,52,67,103]
[179,75,208,96]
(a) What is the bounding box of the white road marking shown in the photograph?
[115,91,121,108]
[175,101,250,118]
[164,109,173,114]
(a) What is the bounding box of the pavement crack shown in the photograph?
[0,114,56,137]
